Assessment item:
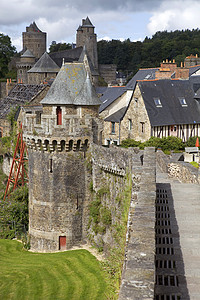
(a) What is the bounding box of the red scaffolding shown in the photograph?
[3,124,28,200]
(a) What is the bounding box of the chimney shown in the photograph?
[181,62,183,68]
[173,59,175,63]
[196,54,198,58]
[166,59,168,63]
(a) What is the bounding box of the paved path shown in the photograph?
[156,166,200,300]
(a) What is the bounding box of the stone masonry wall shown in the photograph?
[29,149,92,251]
[157,150,200,184]
[119,147,156,300]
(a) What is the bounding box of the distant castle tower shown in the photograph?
[76,17,98,71]
[22,62,102,251]
[23,22,46,59]
[16,49,35,83]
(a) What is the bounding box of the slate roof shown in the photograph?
[99,87,126,113]
[99,68,158,113]
[126,68,158,90]
[138,79,200,126]
[49,47,83,67]
[41,63,101,106]
[82,17,94,27]
[0,84,45,118]
[28,52,60,73]
[104,106,127,123]
[21,49,35,58]
[189,65,200,76]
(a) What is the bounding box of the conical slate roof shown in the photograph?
[41,63,101,106]
[28,52,60,73]
[21,49,35,58]
[82,17,94,27]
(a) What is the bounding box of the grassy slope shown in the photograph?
[0,240,109,300]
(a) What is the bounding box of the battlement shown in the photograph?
[24,136,89,153]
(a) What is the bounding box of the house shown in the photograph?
[100,79,200,145]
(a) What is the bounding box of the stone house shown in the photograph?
[100,79,200,145]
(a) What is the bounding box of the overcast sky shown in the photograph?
[1,0,200,52]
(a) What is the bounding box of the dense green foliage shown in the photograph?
[49,41,72,53]
[121,136,186,152]
[121,136,200,153]
[0,185,29,240]
[0,33,16,78]
[0,239,109,300]
[98,29,200,74]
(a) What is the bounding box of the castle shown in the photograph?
[17,18,116,86]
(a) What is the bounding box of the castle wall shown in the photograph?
[99,64,117,85]
[27,72,58,85]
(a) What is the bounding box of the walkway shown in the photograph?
[156,166,200,300]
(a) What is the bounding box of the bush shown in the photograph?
[121,136,184,151]
[0,185,29,239]
[100,207,112,226]
[186,136,200,147]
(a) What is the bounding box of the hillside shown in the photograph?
[97,28,200,75]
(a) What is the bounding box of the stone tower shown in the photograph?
[76,17,98,71]
[23,22,46,59]
[22,62,102,252]
[16,49,35,83]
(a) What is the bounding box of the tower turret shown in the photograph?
[22,62,103,251]
[76,17,98,71]
[23,22,46,59]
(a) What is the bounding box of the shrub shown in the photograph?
[100,207,112,226]
[186,136,200,147]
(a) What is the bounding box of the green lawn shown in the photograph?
[0,239,109,300]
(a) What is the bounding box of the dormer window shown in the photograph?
[154,98,162,107]
[179,97,187,106]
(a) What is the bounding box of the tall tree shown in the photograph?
[0,34,16,78]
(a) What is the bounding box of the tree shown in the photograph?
[49,42,72,53]
[0,34,16,78]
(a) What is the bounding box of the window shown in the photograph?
[134,97,138,103]
[179,97,187,106]
[154,98,162,107]
[128,119,132,130]
[56,106,62,125]
[36,112,41,124]
[140,122,145,133]
[111,122,115,134]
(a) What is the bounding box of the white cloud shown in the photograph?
[147,0,200,35]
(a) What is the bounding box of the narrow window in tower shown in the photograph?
[76,195,79,209]
[49,158,53,173]
[56,106,62,125]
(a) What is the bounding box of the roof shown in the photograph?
[28,52,60,73]
[49,47,83,67]
[41,63,101,106]
[82,17,94,28]
[104,106,127,123]
[21,49,35,58]
[28,22,42,33]
[189,65,200,76]
[0,84,45,118]
[138,79,200,126]
[126,68,158,90]
[99,87,126,113]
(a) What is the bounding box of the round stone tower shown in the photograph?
[22,62,102,252]
[16,49,35,84]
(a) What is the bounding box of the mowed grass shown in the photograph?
[0,239,109,300]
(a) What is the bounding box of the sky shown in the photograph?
[1,0,200,52]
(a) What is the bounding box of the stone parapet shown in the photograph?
[119,147,156,300]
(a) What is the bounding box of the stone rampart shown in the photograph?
[157,150,200,184]
[119,147,156,299]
